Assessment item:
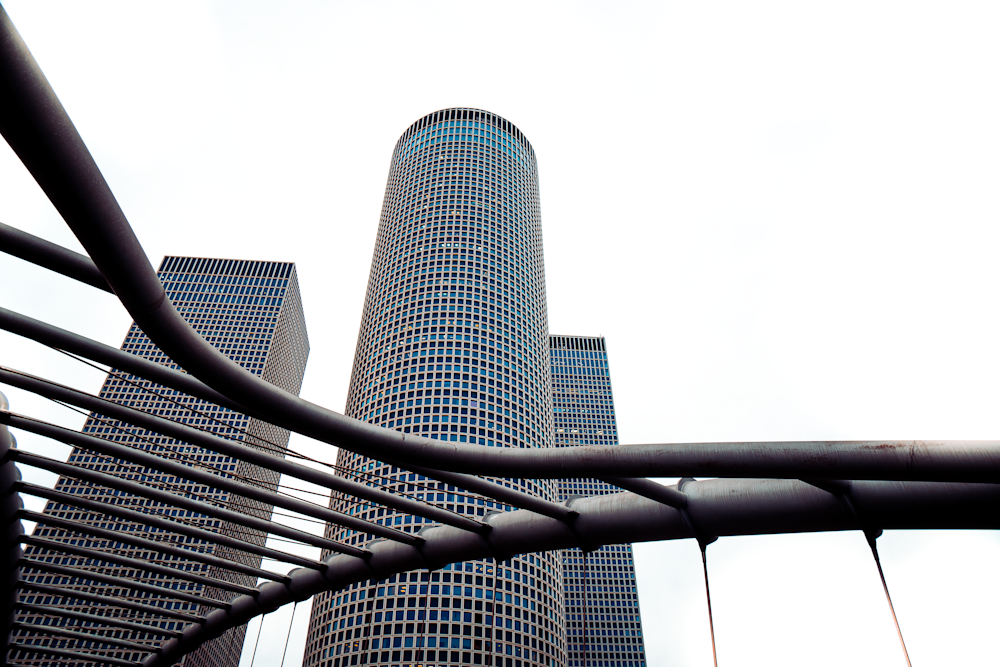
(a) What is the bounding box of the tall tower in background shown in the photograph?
[302,108,566,667]
[11,257,309,667]
[550,335,647,667]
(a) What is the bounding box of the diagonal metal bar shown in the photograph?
[0,306,245,412]
[15,602,179,636]
[0,221,113,293]
[18,557,228,608]
[406,463,577,521]
[17,482,320,574]
[13,450,366,558]
[0,368,484,532]
[601,477,688,508]
[11,620,156,653]
[8,412,419,546]
[8,641,139,667]
[19,536,258,596]
[19,581,203,623]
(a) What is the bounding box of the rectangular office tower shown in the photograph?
[10,257,309,667]
[302,108,566,667]
[550,335,647,667]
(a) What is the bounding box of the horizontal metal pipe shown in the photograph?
[0,221,113,293]
[15,602,178,637]
[11,620,155,652]
[8,412,418,546]
[14,449,364,558]
[19,581,202,623]
[17,485,304,578]
[8,641,139,667]
[18,557,228,609]
[142,478,1000,666]
[0,369,482,533]
[20,536,257,596]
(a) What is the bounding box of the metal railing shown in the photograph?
[1,6,998,666]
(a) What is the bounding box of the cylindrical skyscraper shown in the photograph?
[302,108,565,667]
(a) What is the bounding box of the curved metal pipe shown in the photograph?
[143,478,1000,666]
[6,362,1000,484]
[0,221,113,293]
[0,306,246,413]
[7,4,1000,490]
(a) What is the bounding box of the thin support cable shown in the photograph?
[279,601,300,667]
[0,367,478,532]
[249,612,267,667]
[677,477,720,667]
[833,485,913,667]
[55,349,462,502]
[866,533,912,667]
[700,542,718,667]
[582,550,589,667]
[55,348,287,456]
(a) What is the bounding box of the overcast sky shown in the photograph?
[2,2,999,666]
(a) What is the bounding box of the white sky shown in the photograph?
[2,2,999,666]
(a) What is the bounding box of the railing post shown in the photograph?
[0,391,25,666]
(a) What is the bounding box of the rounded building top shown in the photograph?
[392,107,536,167]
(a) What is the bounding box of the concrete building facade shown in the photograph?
[10,256,309,667]
[550,335,646,667]
[301,108,566,667]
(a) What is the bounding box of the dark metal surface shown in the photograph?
[8,412,418,546]
[19,581,202,623]
[11,8,998,484]
[0,306,246,413]
[143,478,1000,667]
[0,367,484,534]
[0,221,113,293]
[15,602,179,636]
[8,642,140,667]
[602,476,689,508]
[2,5,999,665]
[20,507,300,579]
[15,451,361,558]
[0,394,24,665]
[19,534,260,596]
[18,557,229,608]
[10,620,155,652]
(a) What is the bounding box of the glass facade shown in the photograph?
[550,335,647,667]
[10,257,309,667]
[301,108,565,667]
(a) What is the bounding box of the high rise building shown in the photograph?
[550,335,646,667]
[302,108,566,667]
[11,257,309,667]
